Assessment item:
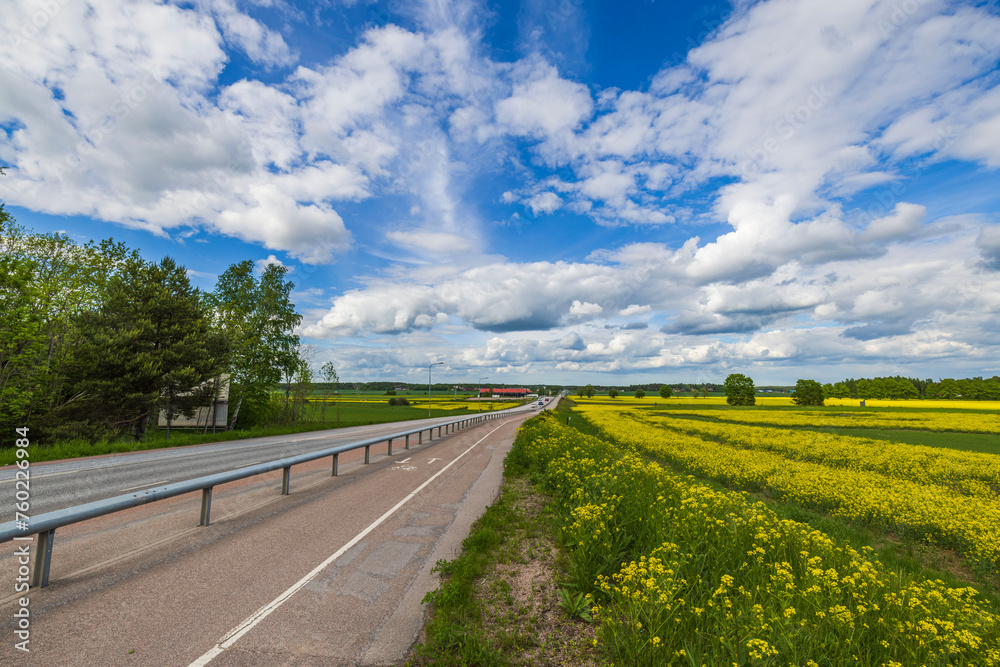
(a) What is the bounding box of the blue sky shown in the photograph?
[2,0,1000,386]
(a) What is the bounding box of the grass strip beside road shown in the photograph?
[409,467,601,666]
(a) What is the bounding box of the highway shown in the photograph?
[0,401,552,665]
[0,407,532,515]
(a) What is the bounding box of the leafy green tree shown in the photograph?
[288,355,313,426]
[937,378,961,399]
[791,379,825,406]
[828,382,850,399]
[635,388,645,399]
[320,361,339,424]
[0,218,41,428]
[724,373,756,406]
[658,384,673,399]
[856,379,873,400]
[585,384,595,398]
[577,386,585,398]
[206,261,301,429]
[608,388,619,398]
[69,256,226,440]
[892,377,919,399]
[0,210,133,434]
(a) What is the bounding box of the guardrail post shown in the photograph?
[200,487,213,526]
[31,529,55,589]
[405,434,410,450]
[365,445,370,464]
[332,453,339,476]
[418,430,423,444]
[388,438,393,456]
[282,466,291,495]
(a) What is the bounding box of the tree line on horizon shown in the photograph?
[1,209,306,444]
[568,373,1000,406]
[823,375,1000,401]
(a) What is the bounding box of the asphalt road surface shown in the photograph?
[0,403,553,665]
[0,408,531,516]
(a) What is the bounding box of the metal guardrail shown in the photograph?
[0,409,515,589]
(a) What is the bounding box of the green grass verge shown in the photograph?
[408,476,537,666]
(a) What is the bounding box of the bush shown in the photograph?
[388,397,410,406]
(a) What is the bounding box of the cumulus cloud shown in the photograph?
[619,304,652,317]
[494,58,593,138]
[526,191,562,215]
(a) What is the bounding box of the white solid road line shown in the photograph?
[187,419,514,667]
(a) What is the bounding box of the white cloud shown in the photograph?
[494,59,593,138]
[858,202,924,243]
[255,254,290,273]
[207,0,296,67]
[526,191,562,215]
[619,304,652,317]
[569,300,603,316]
[385,230,476,255]
[216,184,352,264]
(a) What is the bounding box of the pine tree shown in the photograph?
[69,256,226,440]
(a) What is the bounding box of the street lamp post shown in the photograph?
[478,376,489,412]
[429,362,444,417]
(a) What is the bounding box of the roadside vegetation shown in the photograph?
[1,212,302,445]
[416,399,1000,665]
[408,451,601,666]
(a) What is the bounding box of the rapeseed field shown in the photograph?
[578,404,1000,576]
[511,409,1000,666]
